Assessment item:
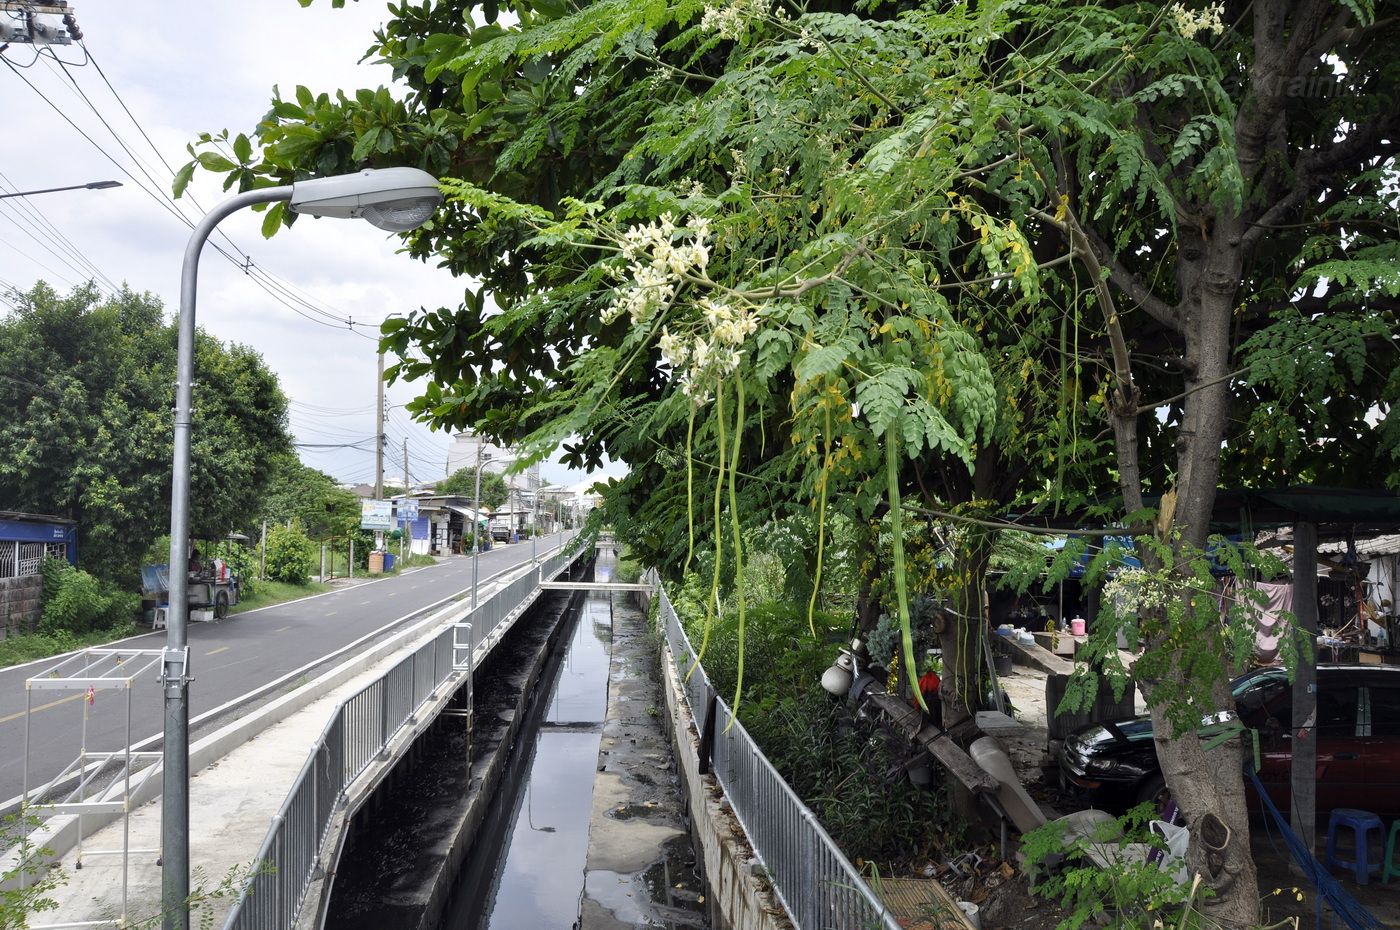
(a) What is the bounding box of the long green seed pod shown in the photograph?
[806,398,832,636]
[684,405,696,574]
[696,382,726,667]
[887,432,924,710]
[729,379,746,716]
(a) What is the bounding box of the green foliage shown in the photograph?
[0,283,292,586]
[263,523,316,585]
[672,579,956,861]
[1023,804,1207,930]
[39,558,138,636]
[257,456,361,541]
[438,466,509,508]
[194,4,1400,915]
[0,623,140,671]
[1,812,66,927]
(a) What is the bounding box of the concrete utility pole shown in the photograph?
[471,445,485,609]
[402,439,410,563]
[1290,520,1320,858]
[374,351,385,550]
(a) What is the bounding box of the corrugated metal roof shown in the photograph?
[1318,534,1400,557]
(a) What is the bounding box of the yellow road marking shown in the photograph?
[206,646,230,656]
[0,693,84,725]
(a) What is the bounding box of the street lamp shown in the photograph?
[0,179,122,199]
[471,447,516,611]
[161,167,441,929]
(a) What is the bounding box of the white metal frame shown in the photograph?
[22,647,167,928]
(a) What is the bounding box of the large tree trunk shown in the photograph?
[1144,229,1260,926]
[939,529,995,730]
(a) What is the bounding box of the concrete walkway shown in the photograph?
[24,559,545,930]
[580,593,707,929]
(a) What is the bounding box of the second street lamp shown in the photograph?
[0,179,122,200]
[161,166,442,930]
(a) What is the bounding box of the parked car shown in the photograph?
[1058,664,1400,814]
[490,524,512,542]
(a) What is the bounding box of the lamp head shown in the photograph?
[289,167,442,232]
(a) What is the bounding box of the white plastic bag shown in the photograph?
[1150,819,1190,885]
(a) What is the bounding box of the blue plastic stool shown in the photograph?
[1325,808,1383,884]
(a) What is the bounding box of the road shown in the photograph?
[0,533,575,806]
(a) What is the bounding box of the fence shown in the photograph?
[223,547,577,930]
[658,587,901,930]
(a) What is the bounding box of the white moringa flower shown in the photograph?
[1167,2,1225,40]
[658,327,690,368]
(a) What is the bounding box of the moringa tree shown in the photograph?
[194,1,1400,920]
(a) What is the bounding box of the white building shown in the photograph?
[445,430,541,492]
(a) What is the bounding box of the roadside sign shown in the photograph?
[395,499,419,522]
[360,499,393,530]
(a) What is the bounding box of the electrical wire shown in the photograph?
[2,48,389,340]
[0,169,121,292]
[0,189,116,293]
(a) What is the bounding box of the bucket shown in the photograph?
[1070,617,1086,636]
[957,901,982,929]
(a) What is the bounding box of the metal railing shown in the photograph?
[659,587,900,930]
[223,548,577,930]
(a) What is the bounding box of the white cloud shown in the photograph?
[0,0,609,488]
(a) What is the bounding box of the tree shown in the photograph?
[195,1,1400,921]
[438,466,508,509]
[0,282,293,586]
[257,455,362,540]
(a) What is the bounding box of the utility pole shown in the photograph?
[374,351,385,500]
[402,439,410,564]
[374,351,385,552]
[471,443,484,610]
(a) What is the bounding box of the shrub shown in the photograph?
[264,524,316,585]
[673,578,955,862]
[39,558,137,635]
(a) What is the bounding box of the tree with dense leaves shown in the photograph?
[437,465,509,509]
[197,1,1400,920]
[0,282,292,586]
[256,455,365,540]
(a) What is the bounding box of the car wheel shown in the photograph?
[1135,773,1170,811]
[214,590,230,620]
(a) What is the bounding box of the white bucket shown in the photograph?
[957,900,982,929]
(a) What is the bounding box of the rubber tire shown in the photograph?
[214,589,230,620]
[1136,773,1170,811]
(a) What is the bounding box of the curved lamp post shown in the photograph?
[161,167,441,929]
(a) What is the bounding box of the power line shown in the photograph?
[2,47,389,340]
[0,168,121,292]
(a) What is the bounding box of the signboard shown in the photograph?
[395,499,419,523]
[360,499,393,530]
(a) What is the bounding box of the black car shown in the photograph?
[1058,664,1400,813]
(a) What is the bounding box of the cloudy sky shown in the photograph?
[0,0,610,490]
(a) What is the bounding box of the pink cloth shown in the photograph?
[1240,580,1294,664]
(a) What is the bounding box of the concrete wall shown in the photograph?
[0,575,42,637]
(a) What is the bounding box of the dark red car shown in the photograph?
[1058,665,1400,814]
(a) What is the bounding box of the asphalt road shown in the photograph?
[0,533,575,806]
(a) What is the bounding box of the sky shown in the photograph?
[0,0,612,491]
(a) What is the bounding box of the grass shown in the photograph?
[0,554,439,670]
[0,623,142,670]
[230,579,332,614]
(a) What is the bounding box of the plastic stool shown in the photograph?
[152,605,168,630]
[1325,808,1383,884]
[1384,820,1400,885]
